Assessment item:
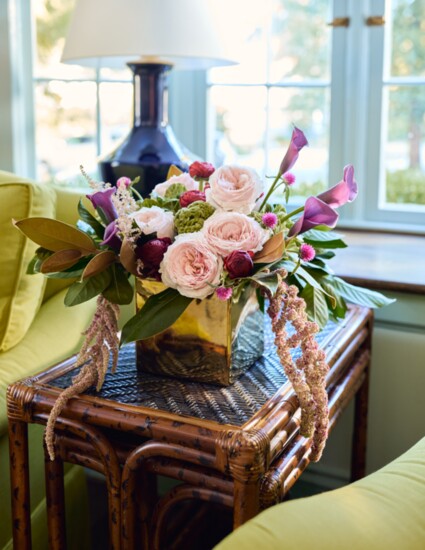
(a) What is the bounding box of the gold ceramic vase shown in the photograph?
[135,279,264,385]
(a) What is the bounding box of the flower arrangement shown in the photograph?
[15,127,392,461]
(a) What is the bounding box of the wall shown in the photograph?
[303,291,425,488]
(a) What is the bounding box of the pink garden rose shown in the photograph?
[130,206,174,239]
[159,233,222,299]
[206,165,264,214]
[202,211,268,257]
[153,173,198,198]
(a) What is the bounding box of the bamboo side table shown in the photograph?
[7,306,373,550]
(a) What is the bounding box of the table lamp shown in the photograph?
[61,0,234,194]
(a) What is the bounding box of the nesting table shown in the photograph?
[7,305,373,549]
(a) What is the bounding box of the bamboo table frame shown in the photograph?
[7,306,372,550]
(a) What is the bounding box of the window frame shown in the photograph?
[2,0,424,232]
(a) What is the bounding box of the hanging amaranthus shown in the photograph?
[45,296,120,460]
[267,278,330,462]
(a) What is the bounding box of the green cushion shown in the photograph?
[0,287,97,436]
[215,437,425,550]
[0,172,56,351]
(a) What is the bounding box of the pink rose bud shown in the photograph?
[136,237,172,279]
[300,243,316,262]
[262,212,278,229]
[117,176,132,188]
[179,190,206,208]
[216,286,233,301]
[189,161,215,179]
[283,172,296,186]
[224,250,254,280]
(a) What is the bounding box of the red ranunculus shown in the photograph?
[136,237,172,279]
[189,161,215,179]
[224,250,254,279]
[179,190,206,208]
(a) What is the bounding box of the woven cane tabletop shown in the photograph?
[49,316,340,427]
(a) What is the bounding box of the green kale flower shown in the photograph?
[175,201,215,234]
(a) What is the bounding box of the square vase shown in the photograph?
[135,279,264,386]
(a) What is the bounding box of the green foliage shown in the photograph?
[386,169,425,205]
[65,271,111,306]
[120,288,193,345]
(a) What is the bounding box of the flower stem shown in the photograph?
[258,173,282,211]
[281,205,304,222]
[131,186,144,202]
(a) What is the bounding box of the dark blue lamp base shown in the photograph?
[99,63,193,196]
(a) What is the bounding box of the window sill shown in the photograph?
[329,230,425,295]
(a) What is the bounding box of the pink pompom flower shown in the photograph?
[300,243,316,262]
[216,286,233,301]
[262,212,278,229]
[283,172,296,186]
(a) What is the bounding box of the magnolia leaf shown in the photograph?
[250,272,280,297]
[326,277,396,309]
[321,279,347,318]
[41,249,84,274]
[14,217,97,254]
[119,239,139,276]
[82,250,116,279]
[167,164,183,179]
[102,264,133,305]
[64,271,111,307]
[120,288,192,345]
[78,199,105,238]
[253,232,285,264]
[303,229,347,249]
[300,285,329,329]
[26,248,52,274]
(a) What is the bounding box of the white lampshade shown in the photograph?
[62,0,235,69]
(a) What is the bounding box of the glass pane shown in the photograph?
[35,81,97,183]
[209,0,270,84]
[388,0,425,77]
[208,86,267,173]
[270,0,332,82]
[382,85,425,206]
[268,87,330,198]
[33,0,95,80]
[100,67,132,81]
[99,82,133,154]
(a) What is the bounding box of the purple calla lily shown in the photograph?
[101,221,122,252]
[317,165,358,208]
[279,126,309,176]
[86,187,118,224]
[289,196,339,237]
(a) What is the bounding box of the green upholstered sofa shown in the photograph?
[215,436,425,550]
[0,171,120,549]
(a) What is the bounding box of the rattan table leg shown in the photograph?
[8,420,32,550]
[351,363,370,481]
[233,479,261,528]
[44,447,67,550]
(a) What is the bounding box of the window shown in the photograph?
[32,0,132,184]
[208,0,332,203]
[206,0,425,227]
[365,0,425,225]
[2,0,424,228]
